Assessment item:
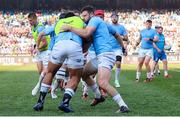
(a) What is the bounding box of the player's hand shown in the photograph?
[144,38,150,41]
[61,24,72,31]
[145,38,154,42]
[124,51,127,56]
[122,48,127,56]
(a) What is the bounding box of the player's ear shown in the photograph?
[90,12,94,17]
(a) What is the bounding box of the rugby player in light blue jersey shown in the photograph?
[151,26,171,78]
[62,6,129,113]
[110,13,128,88]
[134,20,158,82]
[81,10,127,99]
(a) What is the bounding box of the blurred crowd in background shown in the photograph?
[0,9,180,56]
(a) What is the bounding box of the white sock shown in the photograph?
[153,69,156,74]
[37,72,45,86]
[64,88,75,97]
[90,84,101,99]
[136,72,141,80]
[82,80,89,95]
[113,94,127,107]
[151,72,154,77]
[115,68,120,82]
[40,83,51,93]
[164,70,168,76]
[147,72,151,79]
[52,79,59,93]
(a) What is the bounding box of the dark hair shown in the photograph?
[155,26,160,29]
[81,5,95,14]
[64,12,75,18]
[158,26,163,29]
[59,11,75,19]
[28,12,37,19]
[74,10,80,16]
[111,11,118,17]
[146,20,152,23]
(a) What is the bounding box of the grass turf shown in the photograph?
[0,63,180,116]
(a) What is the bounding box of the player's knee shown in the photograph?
[46,68,54,74]
[144,61,150,66]
[138,61,144,66]
[162,60,167,64]
[116,63,121,68]
[98,80,108,89]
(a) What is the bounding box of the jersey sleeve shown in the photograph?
[87,17,100,29]
[37,26,45,33]
[43,25,55,35]
[106,23,116,35]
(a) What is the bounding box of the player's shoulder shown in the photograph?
[90,16,103,22]
[150,28,156,32]
[118,24,125,28]
[37,23,45,32]
[106,23,113,28]
[140,28,146,33]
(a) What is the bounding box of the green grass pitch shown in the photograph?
[0,63,180,116]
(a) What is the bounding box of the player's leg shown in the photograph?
[144,49,153,82]
[151,51,159,78]
[58,40,84,113]
[115,56,122,87]
[151,61,158,78]
[82,58,104,103]
[33,41,66,111]
[32,51,48,96]
[51,78,59,99]
[162,60,169,78]
[136,49,145,82]
[97,52,129,113]
[156,63,161,75]
[114,49,123,87]
[32,67,46,96]
[58,68,83,113]
[161,52,170,78]
[81,79,89,99]
[81,51,96,98]
[33,61,62,111]
[36,61,43,74]
[51,66,67,99]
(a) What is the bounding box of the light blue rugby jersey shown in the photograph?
[43,25,83,46]
[87,16,113,55]
[43,25,56,50]
[140,28,156,49]
[109,24,127,50]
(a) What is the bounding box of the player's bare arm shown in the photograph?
[61,25,95,38]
